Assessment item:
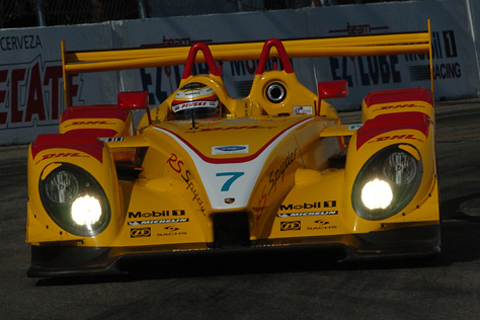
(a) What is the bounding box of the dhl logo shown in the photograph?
[71,120,110,125]
[35,152,87,164]
[63,120,117,127]
[368,134,423,144]
[378,103,421,110]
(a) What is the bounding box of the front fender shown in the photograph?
[26,134,123,245]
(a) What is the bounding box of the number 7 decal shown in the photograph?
[216,172,245,192]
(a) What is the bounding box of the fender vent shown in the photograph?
[213,212,250,248]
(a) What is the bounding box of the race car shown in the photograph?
[26,21,440,277]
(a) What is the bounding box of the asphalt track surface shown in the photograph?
[2,100,480,319]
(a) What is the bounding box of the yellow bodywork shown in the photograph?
[26,21,440,276]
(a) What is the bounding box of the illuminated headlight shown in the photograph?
[40,163,110,236]
[352,144,422,221]
[361,179,393,210]
[71,195,102,226]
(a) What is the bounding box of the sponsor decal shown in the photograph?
[128,210,185,219]
[292,106,313,115]
[268,148,297,195]
[99,137,124,143]
[277,211,338,218]
[63,120,116,128]
[172,100,218,113]
[368,134,423,144]
[167,153,206,214]
[157,226,187,237]
[280,201,337,211]
[348,124,362,130]
[128,218,189,226]
[280,221,301,231]
[307,220,338,231]
[35,152,87,164]
[187,125,275,133]
[212,145,249,155]
[377,103,422,111]
[130,227,151,238]
[224,197,235,204]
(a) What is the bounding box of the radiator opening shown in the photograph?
[213,212,250,248]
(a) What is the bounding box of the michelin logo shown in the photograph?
[128,218,189,226]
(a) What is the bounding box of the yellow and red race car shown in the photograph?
[26,23,440,277]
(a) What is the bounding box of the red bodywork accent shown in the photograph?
[364,88,433,108]
[118,91,151,125]
[31,134,104,163]
[61,105,129,123]
[60,105,129,137]
[60,129,119,137]
[118,91,149,110]
[256,39,294,75]
[356,112,430,150]
[182,42,221,79]
[318,80,349,99]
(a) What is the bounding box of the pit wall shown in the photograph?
[0,0,478,145]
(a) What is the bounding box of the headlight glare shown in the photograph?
[352,144,422,221]
[71,195,102,226]
[361,179,393,210]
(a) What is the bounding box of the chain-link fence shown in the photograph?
[0,0,411,29]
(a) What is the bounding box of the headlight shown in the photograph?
[352,144,422,221]
[361,179,393,210]
[39,163,110,236]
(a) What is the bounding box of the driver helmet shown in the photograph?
[171,82,220,120]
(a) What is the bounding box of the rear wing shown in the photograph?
[62,20,433,109]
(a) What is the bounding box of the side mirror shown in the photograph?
[118,91,151,125]
[318,80,348,99]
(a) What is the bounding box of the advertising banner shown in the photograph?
[0,0,479,145]
[305,1,479,108]
[0,24,115,145]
